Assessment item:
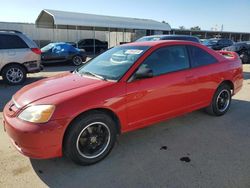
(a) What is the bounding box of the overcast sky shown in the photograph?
[0,0,249,32]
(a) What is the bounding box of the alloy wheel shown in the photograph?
[76,122,111,159]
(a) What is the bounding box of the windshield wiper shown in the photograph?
[81,71,106,80]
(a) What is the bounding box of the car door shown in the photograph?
[95,39,104,52]
[216,40,224,50]
[58,44,70,60]
[78,40,89,52]
[125,45,192,128]
[86,39,94,53]
[226,39,233,48]
[49,44,67,61]
[221,39,228,48]
[42,45,59,61]
[184,45,219,108]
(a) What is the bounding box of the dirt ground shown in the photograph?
[0,64,250,188]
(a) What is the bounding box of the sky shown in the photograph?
[0,0,249,32]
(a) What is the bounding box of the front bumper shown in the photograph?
[3,104,67,159]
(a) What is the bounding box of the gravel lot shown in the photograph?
[0,63,250,188]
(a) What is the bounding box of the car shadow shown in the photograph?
[0,76,46,111]
[41,57,91,73]
[29,99,250,188]
[42,63,76,73]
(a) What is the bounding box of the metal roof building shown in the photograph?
[34,9,171,53]
[36,9,171,31]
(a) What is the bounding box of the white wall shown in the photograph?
[0,22,135,47]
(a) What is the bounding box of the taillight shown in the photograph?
[31,48,41,55]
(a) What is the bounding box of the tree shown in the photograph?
[162,21,167,24]
[179,26,186,30]
[190,26,201,31]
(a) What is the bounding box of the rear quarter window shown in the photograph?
[188,45,217,67]
[0,34,28,49]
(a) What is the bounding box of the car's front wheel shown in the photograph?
[63,111,117,165]
[2,64,27,85]
[72,55,83,66]
[206,84,232,116]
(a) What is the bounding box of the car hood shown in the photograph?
[13,72,110,107]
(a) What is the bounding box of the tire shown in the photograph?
[240,53,249,64]
[72,55,83,66]
[63,111,117,165]
[2,64,27,85]
[206,84,232,116]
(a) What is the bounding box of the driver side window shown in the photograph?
[139,45,190,76]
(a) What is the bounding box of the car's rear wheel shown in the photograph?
[240,53,249,64]
[206,84,232,116]
[2,64,27,85]
[63,111,117,165]
[72,55,83,66]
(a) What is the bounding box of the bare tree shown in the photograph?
[190,26,201,31]
[179,26,186,30]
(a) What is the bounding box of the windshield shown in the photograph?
[41,43,56,52]
[203,39,218,45]
[76,45,150,81]
[136,37,161,42]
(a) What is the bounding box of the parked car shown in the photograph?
[136,35,200,43]
[76,39,108,53]
[223,41,250,64]
[0,30,42,85]
[3,40,243,165]
[200,39,207,43]
[41,42,87,66]
[203,38,234,50]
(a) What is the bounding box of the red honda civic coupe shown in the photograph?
[3,40,243,165]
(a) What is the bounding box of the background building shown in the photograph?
[0,9,249,50]
[170,28,250,42]
[0,9,171,48]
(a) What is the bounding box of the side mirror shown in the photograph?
[134,66,153,80]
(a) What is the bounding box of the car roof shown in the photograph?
[137,35,200,43]
[141,35,197,38]
[50,42,69,45]
[123,40,200,47]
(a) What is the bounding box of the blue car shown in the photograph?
[41,42,87,66]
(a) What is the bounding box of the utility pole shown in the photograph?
[221,24,224,32]
[221,24,224,38]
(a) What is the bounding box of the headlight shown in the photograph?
[18,105,55,123]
